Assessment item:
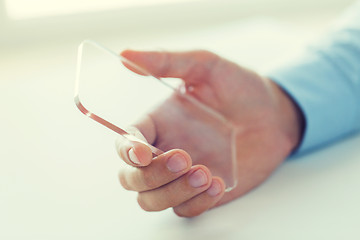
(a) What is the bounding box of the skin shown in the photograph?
[115,50,304,217]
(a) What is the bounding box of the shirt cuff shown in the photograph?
[268,53,358,155]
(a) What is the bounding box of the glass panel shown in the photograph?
[75,40,238,190]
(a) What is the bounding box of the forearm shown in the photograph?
[268,2,360,154]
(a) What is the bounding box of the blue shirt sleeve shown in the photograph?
[268,1,360,154]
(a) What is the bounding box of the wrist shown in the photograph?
[267,78,305,153]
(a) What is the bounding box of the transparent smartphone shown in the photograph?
[75,40,238,191]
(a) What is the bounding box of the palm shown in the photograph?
[149,92,234,186]
[123,50,297,205]
[147,59,287,194]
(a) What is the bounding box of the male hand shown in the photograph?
[116,50,303,217]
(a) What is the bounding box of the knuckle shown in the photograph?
[141,170,158,189]
[118,171,132,191]
[196,50,219,62]
[189,208,205,217]
[173,206,204,218]
[188,50,221,81]
[137,194,153,211]
[137,192,171,212]
[173,208,187,217]
[137,193,165,212]
[162,188,178,207]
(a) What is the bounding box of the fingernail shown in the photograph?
[188,169,208,188]
[128,148,141,165]
[167,154,188,173]
[206,181,222,197]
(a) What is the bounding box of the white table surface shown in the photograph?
[1,18,359,239]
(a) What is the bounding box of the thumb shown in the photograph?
[115,115,161,166]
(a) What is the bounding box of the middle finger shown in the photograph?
[118,149,192,192]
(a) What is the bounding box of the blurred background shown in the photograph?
[1,0,359,239]
[0,0,355,48]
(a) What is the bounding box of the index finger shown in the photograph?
[120,50,221,86]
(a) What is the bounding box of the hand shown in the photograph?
[116,50,304,217]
